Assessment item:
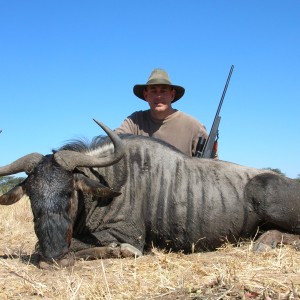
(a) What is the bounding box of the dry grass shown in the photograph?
[0,197,300,299]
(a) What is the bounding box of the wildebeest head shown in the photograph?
[0,120,124,268]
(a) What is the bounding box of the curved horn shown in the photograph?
[54,119,125,171]
[0,153,44,176]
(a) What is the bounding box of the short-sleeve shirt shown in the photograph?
[115,110,208,157]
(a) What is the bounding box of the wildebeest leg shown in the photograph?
[90,221,146,254]
[71,236,143,259]
[38,242,142,269]
[254,230,300,251]
[74,243,142,260]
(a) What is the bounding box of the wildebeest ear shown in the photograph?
[74,174,121,198]
[0,185,26,205]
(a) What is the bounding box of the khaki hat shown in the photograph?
[133,68,185,103]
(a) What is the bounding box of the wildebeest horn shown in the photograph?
[54,119,125,171]
[0,153,44,176]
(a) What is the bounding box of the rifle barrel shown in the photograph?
[201,65,234,158]
[213,65,234,124]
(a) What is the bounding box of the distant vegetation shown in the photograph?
[263,168,300,183]
[0,175,25,194]
[263,168,286,176]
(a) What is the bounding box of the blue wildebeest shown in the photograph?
[0,120,300,269]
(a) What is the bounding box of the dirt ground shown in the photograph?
[0,197,300,299]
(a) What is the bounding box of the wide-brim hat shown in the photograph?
[133,68,185,103]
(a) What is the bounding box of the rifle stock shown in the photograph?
[195,65,234,158]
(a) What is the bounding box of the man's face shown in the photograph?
[143,84,175,113]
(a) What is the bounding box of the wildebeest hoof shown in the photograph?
[108,242,119,248]
[120,243,142,257]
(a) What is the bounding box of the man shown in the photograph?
[115,68,211,157]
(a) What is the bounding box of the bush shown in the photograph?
[0,176,25,195]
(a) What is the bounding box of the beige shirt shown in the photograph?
[115,110,208,157]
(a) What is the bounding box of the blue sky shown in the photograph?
[0,1,299,178]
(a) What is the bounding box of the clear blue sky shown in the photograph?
[0,1,299,178]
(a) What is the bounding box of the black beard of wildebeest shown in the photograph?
[0,120,300,269]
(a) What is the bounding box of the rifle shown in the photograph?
[195,65,234,158]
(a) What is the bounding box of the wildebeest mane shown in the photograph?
[53,135,113,153]
[54,134,183,155]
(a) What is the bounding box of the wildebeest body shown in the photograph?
[1,122,299,268]
[64,135,299,253]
